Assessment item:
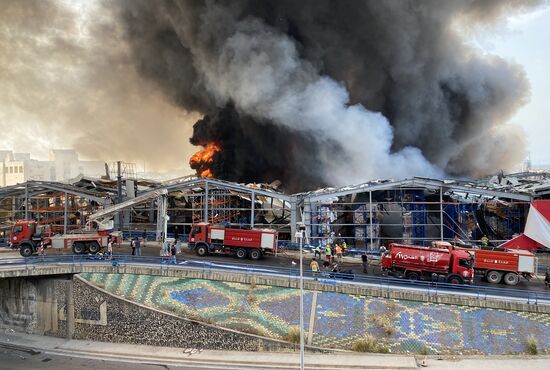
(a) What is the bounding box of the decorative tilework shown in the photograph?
[79,273,550,354]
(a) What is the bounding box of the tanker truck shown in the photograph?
[188,222,278,260]
[381,241,474,284]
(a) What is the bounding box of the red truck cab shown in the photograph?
[10,220,52,256]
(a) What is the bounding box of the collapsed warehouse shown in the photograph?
[1,172,550,250]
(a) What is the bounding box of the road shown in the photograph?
[2,242,549,293]
[0,343,255,370]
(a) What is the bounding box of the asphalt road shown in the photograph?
[2,242,549,292]
[0,344,254,370]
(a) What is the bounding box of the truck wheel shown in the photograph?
[503,272,519,286]
[446,274,464,284]
[249,249,262,260]
[236,248,247,259]
[20,243,34,257]
[405,271,420,281]
[72,242,85,255]
[88,242,100,254]
[195,244,208,257]
[486,270,502,284]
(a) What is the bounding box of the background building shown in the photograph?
[0,150,105,187]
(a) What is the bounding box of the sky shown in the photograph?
[0,1,549,175]
[474,7,550,166]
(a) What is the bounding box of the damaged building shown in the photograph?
[1,172,550,250]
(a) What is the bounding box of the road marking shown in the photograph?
[307,290,318,345]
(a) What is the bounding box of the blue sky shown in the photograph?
[476,7,550,166]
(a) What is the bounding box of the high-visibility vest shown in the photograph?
[336,246,342,254]
[325,246,331,255]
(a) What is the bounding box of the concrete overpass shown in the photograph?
[1,255,549,313]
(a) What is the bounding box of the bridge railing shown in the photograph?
[1,254,549,305]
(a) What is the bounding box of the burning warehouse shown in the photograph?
[2,172,550,253]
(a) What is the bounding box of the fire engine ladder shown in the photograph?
[88,189,168,238]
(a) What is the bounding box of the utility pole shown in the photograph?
[117,161,123,231]
[297,222,306,370]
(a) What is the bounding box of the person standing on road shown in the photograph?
[336,244,343,263]
[314,245,321,259]
[310,258,320,278]
[170,242,177,264]
[361,254,368,274]
[38,241,45,259]
[130,238,136,256]
[325,244,332,264]
[545,269,550,289]
[107,239,113,259]
[134,237,142,257]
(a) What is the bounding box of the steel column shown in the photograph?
[440,186,444,241]
[63,192,68,234]
[369,191,373,250]
[203,181,209,223]
[290,196,297,242]
[24,182,28,219]
[250,191,255,228]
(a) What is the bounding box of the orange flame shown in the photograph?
[190,142,221,178]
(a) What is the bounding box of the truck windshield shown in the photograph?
[192,226,202,235]
[459,258,472,268]
[13,226,23,234]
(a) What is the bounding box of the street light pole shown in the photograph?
[298,223,305,370]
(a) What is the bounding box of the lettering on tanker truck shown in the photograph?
[230,236,254,242]
[480,258,510,265]
[395,251,418,260]
[395,251,441,262]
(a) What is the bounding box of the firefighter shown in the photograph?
[314,245,322,259]
[481,235,489,247]
[341,240,348,253]
[325,243,332,264]
[336,244,343,263]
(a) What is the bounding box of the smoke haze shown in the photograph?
[2,0,546,189]
[0,0,200,172]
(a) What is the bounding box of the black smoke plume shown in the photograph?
[118,0,544,190]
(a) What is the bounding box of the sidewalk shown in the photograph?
[2,332,549,369]
[0,332,416,369]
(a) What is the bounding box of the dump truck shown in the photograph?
[380,241,474,284]
[465,248,537,286]
[10,219,113,257]
[188,222,278,260]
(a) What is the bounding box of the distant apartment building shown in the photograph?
[0,150,105,187]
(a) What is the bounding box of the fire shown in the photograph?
[189,142,221,178]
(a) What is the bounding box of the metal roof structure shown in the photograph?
[296,177,533,202]
[158,177,292,202]
[0,181,110,205]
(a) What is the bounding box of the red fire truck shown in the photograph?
[464,248,537,286]
[10,219,113,257]
[381,241,475,284]
[188,222,278,260]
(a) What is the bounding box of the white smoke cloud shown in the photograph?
[196,17,443,185]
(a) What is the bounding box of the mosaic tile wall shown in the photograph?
[80,273,550,354]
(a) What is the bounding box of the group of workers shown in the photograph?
[313,238,348,264]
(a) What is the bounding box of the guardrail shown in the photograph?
[1,254,549,305]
